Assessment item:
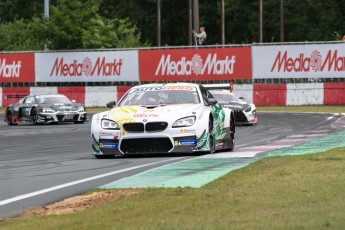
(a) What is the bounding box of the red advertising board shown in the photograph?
[0,53,35,83]
[139,48,251,81]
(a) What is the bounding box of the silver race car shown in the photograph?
[91,83,235,158]
[5,94,87,125]
[205,84,257,125]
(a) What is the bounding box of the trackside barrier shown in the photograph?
[286,83,323,105]
[2,87,30,107]
[233,84,253,104]
[2,84,345,107]
[57,86,85,104]
[0,86,132,107]
[324,83,345,105]
[254,84,287,106]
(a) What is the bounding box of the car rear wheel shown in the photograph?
[207,119,215,154]
[6,110,13,125]
[32,110,39,124]
[227,134,235,151]
[227,117,235,151]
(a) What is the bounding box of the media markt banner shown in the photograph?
[35,51,139,82]
[0,53,35,83]
[253,43,345,79]
[138,47,252,81]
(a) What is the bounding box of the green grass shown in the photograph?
[258,105,345,113]
[2,147,345,229]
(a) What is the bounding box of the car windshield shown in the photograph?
[209,90,238,103]
[119,86,200,106]
[36,95,72,104]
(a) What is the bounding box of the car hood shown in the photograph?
[219,101,249,110]
[40,103,79,111]
[108,104,203,123]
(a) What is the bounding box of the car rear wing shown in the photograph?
[203,83,233,92]
[5,94,27,99]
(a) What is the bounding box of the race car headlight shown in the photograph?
[41,107,55,113]
[78,106,85,112]
[244,105,251,112]
[101,119,120,130]
[172,116,196,128]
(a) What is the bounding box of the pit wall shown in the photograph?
[1,83,344,107]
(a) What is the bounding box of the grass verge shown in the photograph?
[258,105,345,113]
[1,147,345,229]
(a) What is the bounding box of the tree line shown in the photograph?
[0,0,344,51]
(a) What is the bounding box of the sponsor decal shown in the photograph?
[271,50,327,72]
[162,86,195,91]
[50,57,123,77]
[35,51,139,82]
[0,59,21,78]
[99,131,114,136]
[129,86,196,93]
[179,129,196,133]
[271,49,345,73]
[155,54,236,76]
[133,113,159,118]
[100,143,118,149]
[254,44,345,79]
[175,140,197,146]
[139,48,252,81]
[0,53,35,83]
[99,131,121,139]
[59,106,72,110]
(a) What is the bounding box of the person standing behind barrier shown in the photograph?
[193,26,207,46]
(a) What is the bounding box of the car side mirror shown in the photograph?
[207,98,218,106]
[106,101,117,108]
[239,97,245,100]
[71,100,76,103]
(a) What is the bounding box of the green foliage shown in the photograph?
[0,0,44,23]
[0,0,145,51]
[47,0,144,50]
[0,18,45,51]
[1,0,345,49]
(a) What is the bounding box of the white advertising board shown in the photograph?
[35,50,139,82]
[253,43,345,79]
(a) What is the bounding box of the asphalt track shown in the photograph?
[0,112,341,219]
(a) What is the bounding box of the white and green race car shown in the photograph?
[91,83,235,158]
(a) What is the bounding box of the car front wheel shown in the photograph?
[6,110,13,125]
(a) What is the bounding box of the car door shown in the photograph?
[199,86,225,142]
[20,96,35,119]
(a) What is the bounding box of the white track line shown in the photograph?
[0,158,184,206]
